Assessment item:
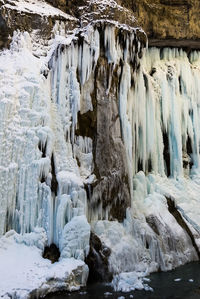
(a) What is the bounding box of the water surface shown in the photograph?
[45,262,200,299]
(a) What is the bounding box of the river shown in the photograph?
[45,261,200,299]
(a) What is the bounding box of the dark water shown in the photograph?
[45,262,200,299]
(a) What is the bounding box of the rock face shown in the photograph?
[81,46,132,222]
[46,0,139,27]
[122,0,200,48]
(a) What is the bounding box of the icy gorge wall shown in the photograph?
[0,21,145,242]
[1,0,200,297]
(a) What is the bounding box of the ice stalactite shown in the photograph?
[48,23,145,223]
[0,31,93,258]
[84,31,200,273]
[121,47,200,178]
[94,45,200,274]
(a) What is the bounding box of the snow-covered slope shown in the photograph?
[3,0,75,18]
[0,229,88,298]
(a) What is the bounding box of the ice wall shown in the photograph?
[47,26,200,273]
[48,23,144,222]
[93,46,200,274]
[0,23,142,250]
[0,31,92,257]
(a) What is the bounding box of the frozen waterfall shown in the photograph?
[1,21,200,297]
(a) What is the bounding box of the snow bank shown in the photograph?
[0,230,88,299]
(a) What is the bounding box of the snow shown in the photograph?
[3,0,76,20]
[88,0,126,10]
[0,229,88,299]
[104,292,112,296]
[174,278,182,282]
[57,171,83,188]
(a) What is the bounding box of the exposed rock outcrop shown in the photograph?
[81,49,132,222]
[46,0,139,27]
[85,232,112,282]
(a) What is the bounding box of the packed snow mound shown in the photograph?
[0,229,88,299]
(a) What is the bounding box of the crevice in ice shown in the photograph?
[38,140,47,158]
[5,209,12,233]
[147,158,152,173]
[163,132,170,177]
[185,136,193,170]
[85,183,93,203]
[178,75,182,94]
[51,154,58,196]
[43,243,60,263]
[149,67,156,77]
[137,159,143,173]
[186,136,193,156]
[166,197,200,259]
[143,73,148,90]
